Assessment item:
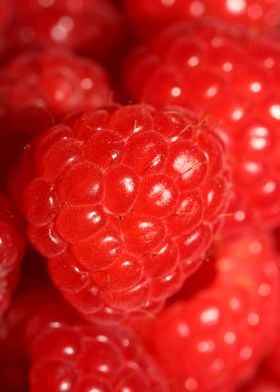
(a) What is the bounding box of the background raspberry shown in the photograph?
[132,230,280,392]
[124,23,280,234]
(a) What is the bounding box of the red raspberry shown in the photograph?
[27,305,168,392]
[0,275,168,392]
[125,23,280,234]
[0,192,25,316]
[4,0,123,60]
[16,104,230,322]
[0,50,112,118]
[124,0,280,38]
[134,231,280,392]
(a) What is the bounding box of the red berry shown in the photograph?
[124,0,280,38]
[27,304,168,392]
[16,104,230,322]
[125,23,280,233]
[4,0,123,60]
[0,50,112,118]
[135,230,280,392]
[1,273,168,392]
[0,192,25,316]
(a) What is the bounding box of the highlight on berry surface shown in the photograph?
[123,0,280,38]
[134,230,280,392]
[0,50,113,118]
[0,0,124,61]
[124,22,280,234]
[0,275,168,392]
[15,104,231,323]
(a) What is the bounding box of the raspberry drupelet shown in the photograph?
[17,104,230,323]
[0,192,25,316]
[135,230,280,392]
[0,50,112,119]
[124,22,280,234]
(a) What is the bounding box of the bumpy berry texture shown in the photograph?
[0,273,168,392]
[0,192,25,316]
[27,304,168,392]
[124,0,280,38]
[125,23,280,234]
[2,0,123,61]
[0,51,112,118]
[17,104,230,323]
[135,231,280,392]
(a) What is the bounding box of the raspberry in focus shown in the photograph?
[17,104,230,322]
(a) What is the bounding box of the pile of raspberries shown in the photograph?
[1,1,280,391]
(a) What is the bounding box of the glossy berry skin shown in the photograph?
[125,23,280,234]
[0,276,168,392]
[5,0,123,60]
[136,231,280,392]
[18,104,230,322]
[0,50,112,118]
[27,305,168,392]
[0,192,25,316]
[124,0,280,38]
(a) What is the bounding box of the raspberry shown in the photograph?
[4,0,123,60]
[16,104,230,322]
[124,23,280,233]
[27,305,168,392]
[0,50,112,118]
[0,277,168,392]
[135,231,280,392]
[0,192,25,316]
[124,0,280,38]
